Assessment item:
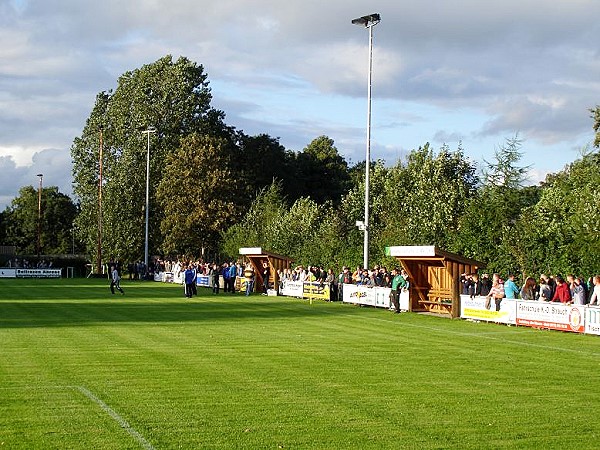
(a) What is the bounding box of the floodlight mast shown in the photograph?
[36,173,43,258]
[142,126,157,277]
[352,12,380,271]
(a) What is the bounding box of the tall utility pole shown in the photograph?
[36,173,43,258]
[141,126,156,278]
[351,13,380,270]
[97,127,104,275]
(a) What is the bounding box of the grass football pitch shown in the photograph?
[1,278,599,449]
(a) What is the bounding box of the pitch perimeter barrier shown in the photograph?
[281,280,303,297]
[585,307,600,336]
[515,300,585,333]
[0,268,62,278]
[460,295,596,334]
[460,295,517,325]
[157,271,234,290]
[279,280,332,301]
[0,269,16,278]
[279,281,408,309]
[339,283,409,310]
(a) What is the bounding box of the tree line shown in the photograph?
[1,55,599,279]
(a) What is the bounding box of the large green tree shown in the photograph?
[156,134,245,257]
[451,137,540,274]
[514,151,600,277]
[294,136,352,204]
[393,143,479,248]
[591,105,600,148]
[71,55,230,265]
[2,186,78,255]
[339,144,479,266]
[237,134,298,201]
[221,182,288,259]
[235,134,352,205]
[220,180,328,266]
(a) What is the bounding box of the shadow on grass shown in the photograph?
[0,297,355,329]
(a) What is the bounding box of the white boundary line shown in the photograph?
[0,385,156,449]
[71,385,156,450]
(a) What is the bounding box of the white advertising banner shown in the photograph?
[386,245,436,257]
[160,271,173,282]
[16,268,61,278]
[342,284,404,309]
[516,301,585,333]
[584,306,600,336]
[399,291,410,311]
[375,287,392,308]
[281,280,304,298]
[0,268,16,278]
[460,295,517,325]
[343,284,372,306]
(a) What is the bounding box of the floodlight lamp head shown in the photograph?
[351,13,381,27]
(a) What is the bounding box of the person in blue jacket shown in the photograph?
[222,262,231,293]
[504,274,520,299]
[184,265,195,298]
[228,262,237,293]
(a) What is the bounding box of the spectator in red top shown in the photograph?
[551,276,571,303]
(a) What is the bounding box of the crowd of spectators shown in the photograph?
[276,264,410,304]
[5,258,54,269]
[149,257,251,296]
[117,255,600,308]
[460,272,600,306]
[131,258,412,301]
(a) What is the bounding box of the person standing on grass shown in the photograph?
[210,263,220,295]
[539,276,552,301]
[244,263,255,296]
[191,262,198,296]
[110,265,124,295]
[222,262,230,293]
[228,262,237,293]
[262,261,270,294]
[184,264,195,298]
[389,268,406,314]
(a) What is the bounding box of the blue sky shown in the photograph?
[1,0,599,209]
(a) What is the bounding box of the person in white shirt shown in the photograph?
[110,265,124,295]
[589,276,600,306]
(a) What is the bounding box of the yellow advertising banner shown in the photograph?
[303,282,330,301]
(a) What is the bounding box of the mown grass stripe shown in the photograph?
[72,385,156,450]
[341,312,600,357]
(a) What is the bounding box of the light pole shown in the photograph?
[36,173,43,258]
[97,127,103,275]
[352,13,380,271]
[141,126,156,277]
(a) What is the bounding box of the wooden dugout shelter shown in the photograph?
[386,246,485,318]
[239,247,293,293]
